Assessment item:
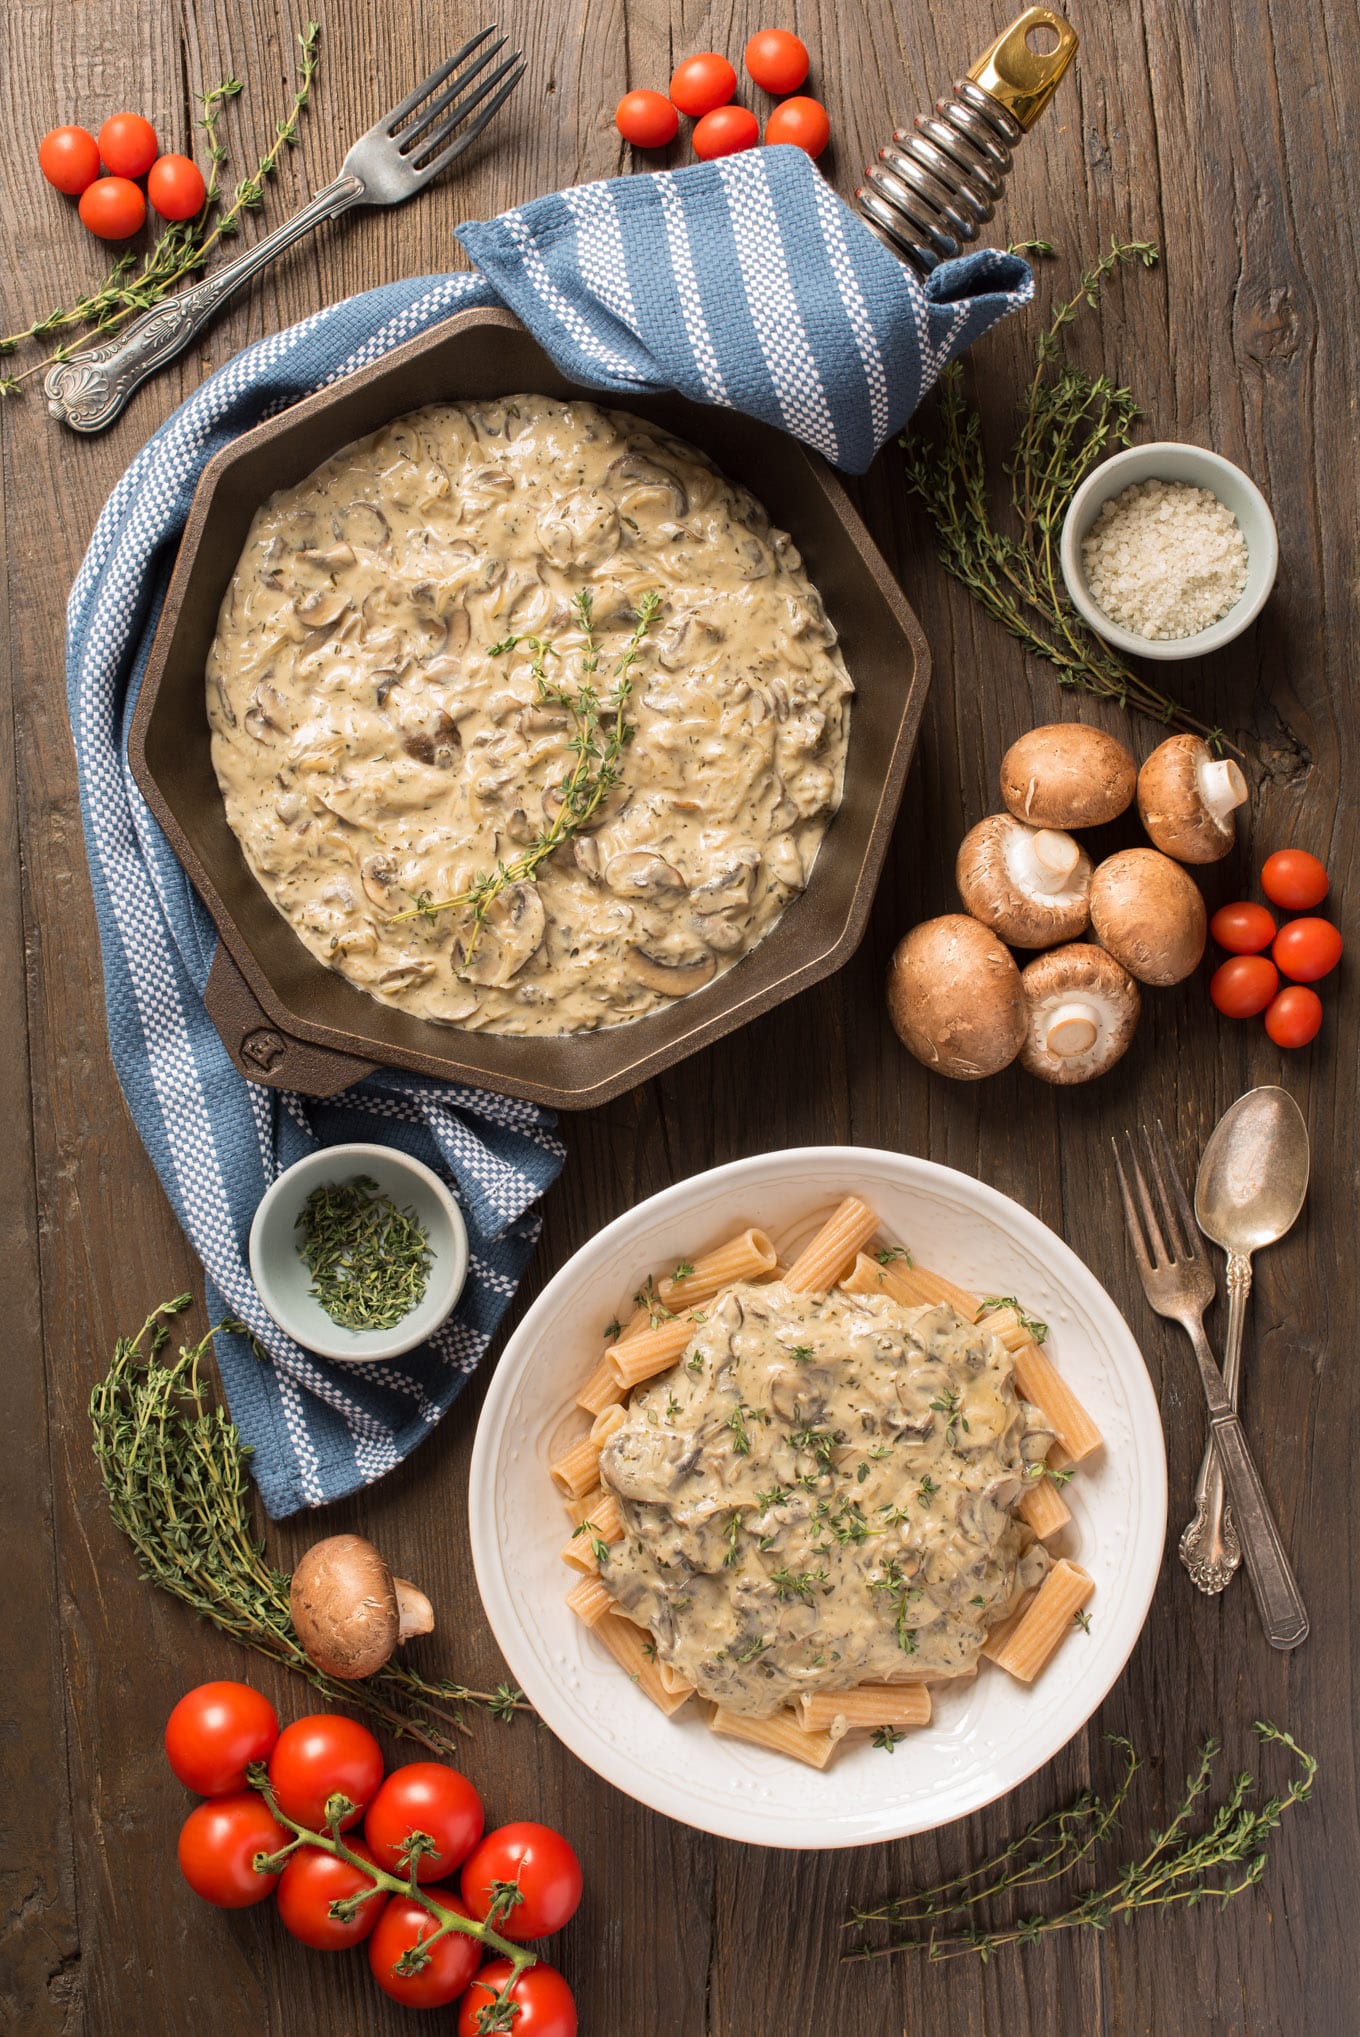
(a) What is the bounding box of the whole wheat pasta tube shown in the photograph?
[559,1491,625,1573]
[1016,1471,1073,1541]
[988,1330,1102,1464]
[783,1197,880,1294]
[980,1589,1037,1664]
[795,1684,932,1733]
[988,1559,1094,1682]
[660,1227,777,1309]
[591,1230,779,1400]
[607,1314,705,1390]
[878,1259,983,1319]
[549,1433,603,1500]
[576,1355,625,1416]
[709,1704,840,1769]
[592,1611,693,1717]
[590,1403,627,1445]
[564,1573,614,1629]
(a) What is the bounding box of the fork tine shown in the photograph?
[381,25,498,132]
[1125,1129,1169,1264]
[393,35,509,147]
[1139,1123,1189,1262]
[1111,1137,1153,1275]
[419,63,526,175]
[1153,1119,1202,1260]
[403,51,523,162]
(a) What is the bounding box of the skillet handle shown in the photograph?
[204,944,378,1098]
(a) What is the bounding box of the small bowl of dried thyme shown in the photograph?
[248,1143,468,1362]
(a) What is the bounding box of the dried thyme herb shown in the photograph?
[297,1175,432,1331]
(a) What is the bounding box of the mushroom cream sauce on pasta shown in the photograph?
[553,1199,1099,1767]
[206,396,852,1035]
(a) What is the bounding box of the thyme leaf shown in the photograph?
[983,1296,1050,1345]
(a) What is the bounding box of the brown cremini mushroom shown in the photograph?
[956,814,1092,948]
[887,915,1027,1080]
[1000,724,1137,830]
[1089,847,1207,985]
[1019,944,1141,1084]
[1136,734,1250,863]
[289,1533,434,1681]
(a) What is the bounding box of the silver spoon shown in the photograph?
[1179,1087,1310,1593]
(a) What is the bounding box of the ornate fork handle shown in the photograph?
[44,174,365,434]
[1179,1249,1251,1592]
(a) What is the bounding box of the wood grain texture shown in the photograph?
[1,0,1356,2030]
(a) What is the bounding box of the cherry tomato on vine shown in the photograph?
[1209,901,1276,955]
[1264,985,1324,1049]
[147,153,207,221]
[275,1839,388,1949]
[365,1762,485,1882]
[368,1889,481,2008]
[98,111,159,179]
[764,95,831,158]
[165,1680,280,1796]
[670,52,738,117]
[1209,954,1279,1019]
[177,1792,288,1908]
[458,1959,579,2037]
[615,89,679,149]
[38,125,101,196]
[78,176,146,241]
[743,29,810,96]
[691,105,760,160]
[1272,917,1342,983]
[1261,848,1328,912]
[460,1823,583,1941]
[268,1714,384,1832]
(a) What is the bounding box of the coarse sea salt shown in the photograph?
[1081,478,1249,640]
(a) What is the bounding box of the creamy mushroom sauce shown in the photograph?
[206,396,853,1034]
[597,1285,1053,1718]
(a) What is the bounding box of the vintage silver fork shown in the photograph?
[45,26,525,434]
[1112,1123,1308,1651]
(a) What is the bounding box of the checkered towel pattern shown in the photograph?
[65,146,1031,1519]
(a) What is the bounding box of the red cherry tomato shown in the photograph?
[276,1840,388,1949]
[1260,848,1328,912]
[458,1959,578,2037]
[764,94,831,158]
[1264,985,1324,1049]
[38,125,101,196]
[365,1762,485,1882]
[165,1680,280,1796]
[615,89,679,150]
[691,105,760,160]
[78,176,147,241]
[1209,901,1277,955]
[670,52,738,118]
[177,1792,288,1908]
[98,111,159,179]
[460,1822,583,1941]
[147,153,207,221]
[1209,954,1279,1018]
[744,29,810,96]
[1272,916,1342,983]
[368,1890,481,2008]
[267,1714,384,1832]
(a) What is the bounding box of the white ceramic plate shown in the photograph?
[469,1147,1166,1848]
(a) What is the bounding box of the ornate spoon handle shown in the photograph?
[44,174,363,434]
[1179,1249,1251,1592]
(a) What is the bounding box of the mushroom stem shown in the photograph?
[1198,757,1249,824]
[1006,825,1082,894]
[1043,1001,1100,1057]
[394,1577,435,1641]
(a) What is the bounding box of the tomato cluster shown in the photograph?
[165,1680,578,2033]
[39,110,206,242]
[1207,849,1339,1048]
[616,28,831,164]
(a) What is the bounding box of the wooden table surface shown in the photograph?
[5,2,1356,2031]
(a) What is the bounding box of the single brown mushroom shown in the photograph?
[624,944,716,996]
[956,814,1093,948]
[886,915,1027,1080]
[1000,723,1138,830]
[1136,734,1250,863]
[289,1533,434,1681]
[1089,847,1207,985]
[1019,944,1141,1083]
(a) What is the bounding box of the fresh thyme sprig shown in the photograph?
[843,1724,1316,1963]
[89,1299,529,1743]
[901,238,1235,750]
[394,589,662,960]
[0,24,321,396]
[297,1175,432,1332]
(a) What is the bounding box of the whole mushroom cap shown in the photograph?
[1089,847,1207,985]
[1136,734,1249,864]
[289,1533,434,1681]
[1000,724,1137,830]
[956,813,1092,949]
[887,915,1027,1080]
[1020,944,1141,1084]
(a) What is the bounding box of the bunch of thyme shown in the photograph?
[297,1175,432,1332]
[0,22,321,397]
[396,588,663,958]
[844,1724,1316,1963]
[89,1297,526,1744]
[902,238,1233,749]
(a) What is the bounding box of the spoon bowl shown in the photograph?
[1194,1085,1310,1254]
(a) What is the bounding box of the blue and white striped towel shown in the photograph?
[68,145,1031,1519]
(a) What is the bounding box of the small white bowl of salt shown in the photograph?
[1060,442,1277,661]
